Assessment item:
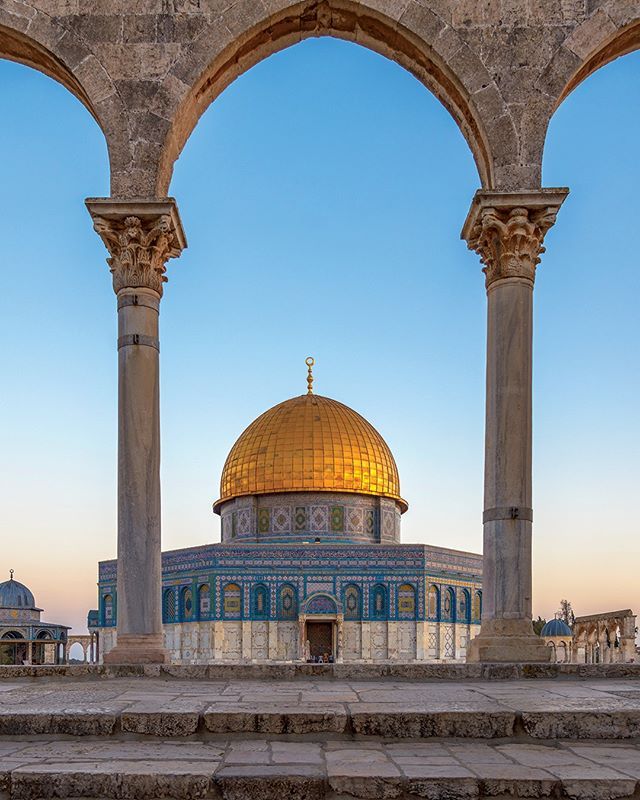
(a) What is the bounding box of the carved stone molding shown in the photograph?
[86,198,187,296]
[461,190,569,289]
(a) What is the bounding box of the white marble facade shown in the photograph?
[100,620,480,664]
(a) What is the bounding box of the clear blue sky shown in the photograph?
[1,40,638,633]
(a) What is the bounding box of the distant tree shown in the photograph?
[558,599,575,627]
[533,616,547,636]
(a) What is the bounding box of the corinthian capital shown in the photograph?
[86,199,187,296]
[461,190,568,289]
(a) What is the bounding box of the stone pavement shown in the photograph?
[1,676,640,739]
[1,674,640,797]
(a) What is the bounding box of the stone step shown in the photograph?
[3,739,640,799]
[2,663,640,681]
[1,676,640,740]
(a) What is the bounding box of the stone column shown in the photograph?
[361,621,371,661]
[242,621,252,661]
[336,614,344,663]
[387,621,398,660]
[268,621,279,660]
[463,190,568,663]
[86,199,186,665]
[298,614,307,661]
[213,621,224,660]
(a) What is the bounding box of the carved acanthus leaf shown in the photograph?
[467,206,559,288]
[93,215,182,296]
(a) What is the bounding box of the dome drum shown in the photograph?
[218,491,401,545]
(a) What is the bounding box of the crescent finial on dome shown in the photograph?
[305,357,314,395]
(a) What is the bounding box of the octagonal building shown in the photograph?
[94,364,482,663]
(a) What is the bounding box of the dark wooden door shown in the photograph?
[306,622,333,658]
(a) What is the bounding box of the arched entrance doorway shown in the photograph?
[300,594,343,663]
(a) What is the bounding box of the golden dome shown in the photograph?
[214,393,407,512]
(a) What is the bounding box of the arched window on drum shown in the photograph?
[279,584,297,620]
[442,587,455,622]
[198,584,211,619]
[343,584,361,620]
[223,583,242,620]
[371,584,387,619]
[253,584,269,619]
[162,588,176,624]
[397,583,416,619]
[103,594,114,626]
[181,587,194,622]
[428,585,440,620]
[457,588,470,624]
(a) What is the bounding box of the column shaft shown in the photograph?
[483,277,533,627]
[113,288,165,657]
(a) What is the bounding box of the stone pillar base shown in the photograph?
[466,634,551,663]
[466,620,551,663]
[103,634,169,665]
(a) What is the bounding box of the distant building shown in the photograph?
[541,611,637,664]
[93,364,483,663]
[0,571,69,665]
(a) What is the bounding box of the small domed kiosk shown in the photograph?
[0,570,69,665]
[541,617,573,664]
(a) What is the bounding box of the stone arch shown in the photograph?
[538,14,640,169]
[557,640,568,663]
[155,0,500,195]
[0,6,125,193]
[68,641,85,662]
